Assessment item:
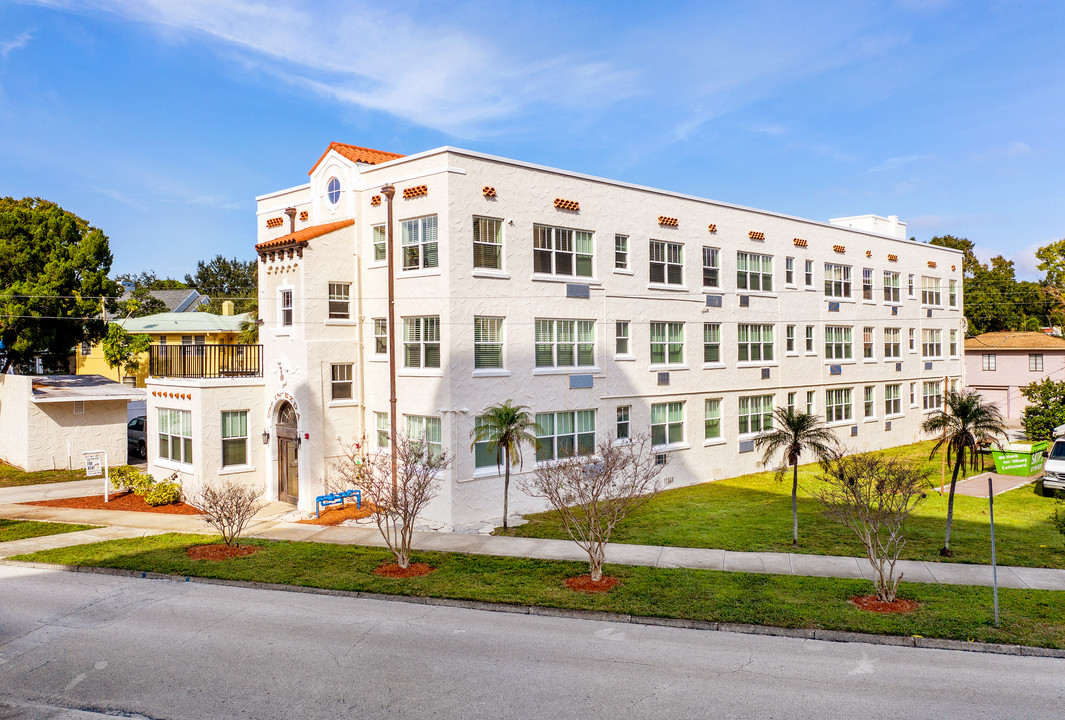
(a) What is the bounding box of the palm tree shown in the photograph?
[469,401,541,530]
[754,407,839,546]
[922,389,1007,556]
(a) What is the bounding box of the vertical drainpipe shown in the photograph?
[381,184,398,493]
[284,207,297,234]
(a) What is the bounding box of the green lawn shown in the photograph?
[504,441,1065,569]
[0,518,97,543]
[0,462,91,488]
[15,533,1065,649]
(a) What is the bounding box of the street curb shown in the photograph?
[5,559,1064,659]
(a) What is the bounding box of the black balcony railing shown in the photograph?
[149,344,263,379]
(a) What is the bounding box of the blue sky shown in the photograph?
[1,0,1062,280]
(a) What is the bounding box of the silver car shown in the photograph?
[127,415,147,458]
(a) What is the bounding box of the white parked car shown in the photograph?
[1042,438,1065,494]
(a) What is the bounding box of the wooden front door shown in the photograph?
[276,402,299,504]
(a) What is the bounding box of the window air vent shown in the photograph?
[739,440,755,454]
[402,184,428,199]
[885,421,892,431]
[739,295,750,307]
[892,306,898,316]
[896,362,902,372]
[830,364,842,376]
[927,309,933,318]
[655,453,668,466]
[566,284,590,299]
[850,426,858,437]
[761,368,770,380]
[924,361,933,371]
[569,374,593,389]
[828,302,840,312]
[657,372,670,386]
[705,295,722,308]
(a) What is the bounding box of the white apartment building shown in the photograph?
[145,142,964,530]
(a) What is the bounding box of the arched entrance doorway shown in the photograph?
[276,401,299,504]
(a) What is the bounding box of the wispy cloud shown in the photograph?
[969,140,1033,163]
[869,155,934,173]
[0,30,34,58]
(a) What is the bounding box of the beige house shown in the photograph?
[965,331,1065,418]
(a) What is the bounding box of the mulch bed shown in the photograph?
[187,544,261,561]
[373,562,435,578]
[296,502,375,526]
[849,595,921,613]
[25,492,202,515]
[565,574,621,593]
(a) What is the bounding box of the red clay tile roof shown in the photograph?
[309,142,405,175]
[965,331,1065,351]
[255,219,354,251]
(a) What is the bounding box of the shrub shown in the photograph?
[188,480,265,546]
[143,480,182,507]
[109,465,141,493]
[1053,502,1065,548]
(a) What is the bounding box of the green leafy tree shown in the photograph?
[1036,238,1065,287]
[101,324,151,381]
[184,255,257,313]
[929,235,980,278]
[754,407,839,546]
[469,401,541,530]
[922,389,1007,556]
[0,197,119,374]
[1020,379,1065,442]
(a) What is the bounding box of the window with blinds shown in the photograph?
[401,215,439,270]
[535,319,594,368]
[474,317,503,369]
[473,216,502,270]
[533,224,593,277]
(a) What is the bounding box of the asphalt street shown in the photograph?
[0,566,1062,720]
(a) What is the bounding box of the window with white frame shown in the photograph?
[617,406,630,440]
[650,240,684,285]
[785,257,795,285]
[405,415,443,463]
[884,327,901,358]
[615,235,628,270]
[883,271,900,303]
[923,380,942,411]
[982,353,996,371]
[473,216,503,270]
[737,252,773,292]
[824,263,851,298]
[864,386,875,418]
[615,321,630,356]
[221,411,248,467]
[738,395,773,435]
[825,388,852,423]
[786,325,796,353]
[705,399,721,440]
[474,317,503,369]
[862,268,873,300]
[280,289,293,327]
[949,329,958,357]
[80,342,90,356]
[910,382,917,406]
[372,224,386,262]
[703,323,721,363]
[651,402,684,446]
[885,384,901,416]
[650,322,684,365]
[702,247,719,288]
[534,225,593,277]
[805,325,815,353]
[921,277,942,306]
[908,328,916,352]
[787,392,796,412]
[922,329,942,358]
[738,324,773,362]
[1030,353,1044,372]
[403,316,441,368]
[473,415,497,469]
[328,283,350,319]
[158,408,192,464]
[949,279,958,307]
[824,326,852,360]
[804,259,814,288]
[401,215,439,270]
[535,319,595,368]
[331,363,353,400]
[908,274,915,298]
[376,411,389,448]
[373,318,388,356]
[536,410,596,460]
[806,390,815,414]
[863,327,874,359]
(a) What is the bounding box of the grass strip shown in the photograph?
[0,463,94,488]
[15,533,1065,649]
[0,519,98,543]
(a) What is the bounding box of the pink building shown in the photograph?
[965,331,1065,418]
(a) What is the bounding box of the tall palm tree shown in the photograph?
[754,407,839,546]
[469,401,541,530]
[922,389,1007,556]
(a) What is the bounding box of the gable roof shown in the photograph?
[965,331,1065,351]
[148,289,209,312]
[255,218,355,252]
[116,311,251,335]
[309,142,404,175]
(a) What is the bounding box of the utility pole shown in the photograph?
[382,183,398,494]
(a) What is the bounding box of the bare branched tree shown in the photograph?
[818,452,929,602]
[188,480,265,547]
[520,433,672,582]
[333,434,450,569]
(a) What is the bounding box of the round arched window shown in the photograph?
[327,177,341,205]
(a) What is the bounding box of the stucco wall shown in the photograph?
[0,375,31,470]
[965,349,1065,418]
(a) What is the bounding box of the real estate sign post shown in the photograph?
[83,450,109,501]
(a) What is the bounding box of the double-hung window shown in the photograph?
[786,325,796,353]
[473,416,496,468]
[403,316,441,368]
[824,326,852,360]
[949,329,958,357]
[616,406,630,440]
[651,402,684,446]
[883,271,900,303]
[884,328,901,358]
[702,247,719,288]
[221,411,247,467]
[375,412,389,449]
[536,410,596,461]
[785,257,795,285]
[650,322,684,365]
[474,317,503,369]
[704,399,722,440]
[864,386,875,418]
[280,289,293,327]
[738,395,773,434]
[805,325,815,353]
[373,319,388,356]
[615,235,628,270]
[473,216,503,270]
[703,323,721,363]
[406,415,443,463]
[825,388,852,423]
[949,279,958,307]
[158,408,192,464]
[372,224,387,262]
[921,277,941,306]
[908,274,915,298]
[923,381,943,411]
[535,319,594,368]
[922,329,942,358]
[982,353,996,371]
[738,324,773,362]
[534,225,593,277]
[862,268,873,300]
[908,328,916,352]
[804,259,814,288]
[331,363,353,400]
[615,321,630,356]
[328,283,350,319]
[650,240,684,285]
[1030,353,1044,372]
[885,384,902,416]
[737,252,773,291]
[824,263,851,298]
[401,215,439,270]
[863,327,874,359]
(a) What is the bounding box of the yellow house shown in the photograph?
[76,305,252,387]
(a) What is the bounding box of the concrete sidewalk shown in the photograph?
[3,482,1065,591]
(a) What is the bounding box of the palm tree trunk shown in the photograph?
[791,461,799,546]
[502,447,510,531]
[941,448,963,556]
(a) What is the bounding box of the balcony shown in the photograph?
[149,344,263,379]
